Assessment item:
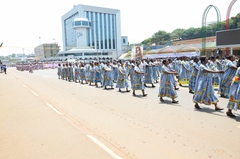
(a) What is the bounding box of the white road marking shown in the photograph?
[22,84,28,88]
[42,75,48,78]
[46,103,63,115]
[237,126,240,129]
[31,91,39,97]
[87,135,122,159]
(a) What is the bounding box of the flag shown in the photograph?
[0,42,3,48]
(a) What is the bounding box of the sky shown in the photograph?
[0,0,240,56]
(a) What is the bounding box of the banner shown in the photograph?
[131,46,143,60]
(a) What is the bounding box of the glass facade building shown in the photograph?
[61,4,122,59]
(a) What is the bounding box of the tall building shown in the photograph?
[34,43,60,60]
[60,4,124,60]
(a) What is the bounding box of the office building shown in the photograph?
[34,43,60,60]
[60,4,126,60]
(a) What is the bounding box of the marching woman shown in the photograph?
[95,62,103,87]
[158,59,179,103]
[219,55,238,98]
[179,56,191,86]
[226,60,240,118]
[102,61,114,89]
[116,60,130,92]
[74,62,80,83]
[152,59,159,82]
[57,63,62,79]
[79,62,88,84]
[61,63,67,80]
[112,61,119,83]
[188,57,200,94]
[88,62,95,86]
[129,60,135,85]
[29,64,33,73]
[68,63,75,82]
[132,60,147,97]
[144,59,155,87]
[193,56,224,110]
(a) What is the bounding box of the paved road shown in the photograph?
[1,68,240,159]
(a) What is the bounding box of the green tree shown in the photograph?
[151,30,170,45]
[170,28,185,40]
[141,38,152,45]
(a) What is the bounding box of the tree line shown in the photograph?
[141,13,240,46]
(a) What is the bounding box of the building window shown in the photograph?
[75,21,81,26]
[123,38,125,44]
[82,21,88,26]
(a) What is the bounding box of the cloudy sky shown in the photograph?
[0,0,239,55]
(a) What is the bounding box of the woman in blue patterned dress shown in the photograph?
[158,59,179,103]
[57,63,62,79]
[61,63,66,80]
[144,59,155,88]
[189,57,200,94]
[88,62,95,86]
[79,62,88,84]
[179,56,191,86]
[103,61,114,89]
[193,57,224,110]
[116,60,130,92]
[95,62,103,87]
[68,63,74,82]
[226,60,240,117]
[151,59,159,83]
[132,61,147,97]
[219,55,238,98]
[129,61,135,87]
[112,61,119,83]
[74,62,80,83]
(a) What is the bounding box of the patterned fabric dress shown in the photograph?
[103,65,113,87]
[179,60,191,86]
[61,66,67,80]
[88,65,95,83]
[95,66,103,83]
[193,64,219,105]
[158,65,177,99]
[131,66,145,90]
[112,64,119,82]
[219,61,237,97]
[79,66,88,82]
[57,66,62,78]
[129,64,135,86]
[188,62,199,92]
[74,66,80,82]
[116,66,129,89]
[68,66,74,82]
[208,61,220,89]
[227,68,240,110]
[152,62,159,82]
[144,63,154,84]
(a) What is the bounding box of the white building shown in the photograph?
[60,4,126,60]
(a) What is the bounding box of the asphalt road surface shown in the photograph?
[1,68,240,159]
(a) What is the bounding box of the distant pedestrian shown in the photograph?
[29,64,33,73]
[2,64,7,74]
[57,63,62,79]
